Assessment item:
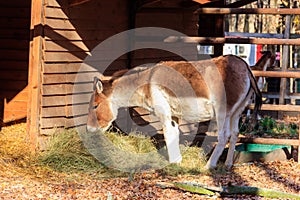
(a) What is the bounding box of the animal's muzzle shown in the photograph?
[86,125,100,133]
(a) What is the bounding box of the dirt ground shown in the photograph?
[0,160,299,199]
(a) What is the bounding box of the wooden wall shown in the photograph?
[133,0,199,66]
[0,0,31,124]
[37,0,199,137]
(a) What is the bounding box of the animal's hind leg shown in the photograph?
[205,117,230,169]
[225,113,240,168]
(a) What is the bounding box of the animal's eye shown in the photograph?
[92,104,99,109]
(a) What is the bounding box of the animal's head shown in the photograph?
[252,51,276,71]
[252,51,276,91]
[86,77,115,133]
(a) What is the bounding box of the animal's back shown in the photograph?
[158,55,252,109]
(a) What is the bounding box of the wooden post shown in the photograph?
[198,0,225,57]
[27,0,44,151]
[298,123,300,163]
[279,14,291,110]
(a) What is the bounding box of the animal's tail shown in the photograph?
[248,66,263,119]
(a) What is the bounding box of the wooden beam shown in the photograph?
[279,15,292,105]
[192,0,220,4]
[166,36,300,45]
[28,0,43,151]
[227,0,257,8]
[248,104,300,112]
[68,0,90,7]
[226,32,300,39]
[195,8,300,15]
[237,137,299,146]
[252,70,300,78]
[190,135,299,146]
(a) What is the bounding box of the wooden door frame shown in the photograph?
[27,0,44,150]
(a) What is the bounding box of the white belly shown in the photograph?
[169,97,214,123]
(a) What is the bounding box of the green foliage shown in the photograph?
[240,116,299,138]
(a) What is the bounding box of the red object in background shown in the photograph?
[256,44,263,62]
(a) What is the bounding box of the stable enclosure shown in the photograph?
[0,1,31,124]
[28,0,201,148]
[0,0,299,158]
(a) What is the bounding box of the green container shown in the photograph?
[235,144,291,153]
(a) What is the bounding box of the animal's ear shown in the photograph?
[93,77,103,94]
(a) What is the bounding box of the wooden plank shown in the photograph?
[172,36,300,45]
[237,137,299,146]
[0,70,28,81]
[68,0,91,7]
[225,32,300,39]
[44,52,85,62]
[4,100,27,112]
[43,60,127,74]
[0,89,28,99]
[42,93,91,107]
[27,0,44,150]
[0,39,29,50]
[195,8,300,15]
[43,62,96,73]
[0,1,31,8]
[43,72,97,84]
[44,51,128,62]
[0,49,29,61]
[42,83,93,95]
[45,40,90,52]
[252,70,300,78]
[3,110,27,123]
[0,30,30,40]
[191,135,299,146]
[45,18,127,30]
[0,18,30,29]
[279,15,291,106]
[0,60,29,70]
[3,83,28,123]
[0,80,27,90]
[248,104,300,112]
[40,117,67,128]
[0,7,31,18]
[40,115,87,129]
[41,104,88,117]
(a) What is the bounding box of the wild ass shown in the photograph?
[87,54,272,169]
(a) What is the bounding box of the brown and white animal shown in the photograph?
[251,51,276,91]
[87,55,264,169]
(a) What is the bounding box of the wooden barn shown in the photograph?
[1,0,300,155]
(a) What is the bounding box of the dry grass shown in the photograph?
[0,123,207,176]
[0,123,33,167]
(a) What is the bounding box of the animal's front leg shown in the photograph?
[163,120,182,163]
[151,87,182,163]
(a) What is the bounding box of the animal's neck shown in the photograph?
[255,59,271,91]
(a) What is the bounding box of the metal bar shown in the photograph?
[195,8,300,15]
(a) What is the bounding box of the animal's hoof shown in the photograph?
[225,161,233,169]
[204,163,216,170]
[169,155,182,164]
[225,164,233,170]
